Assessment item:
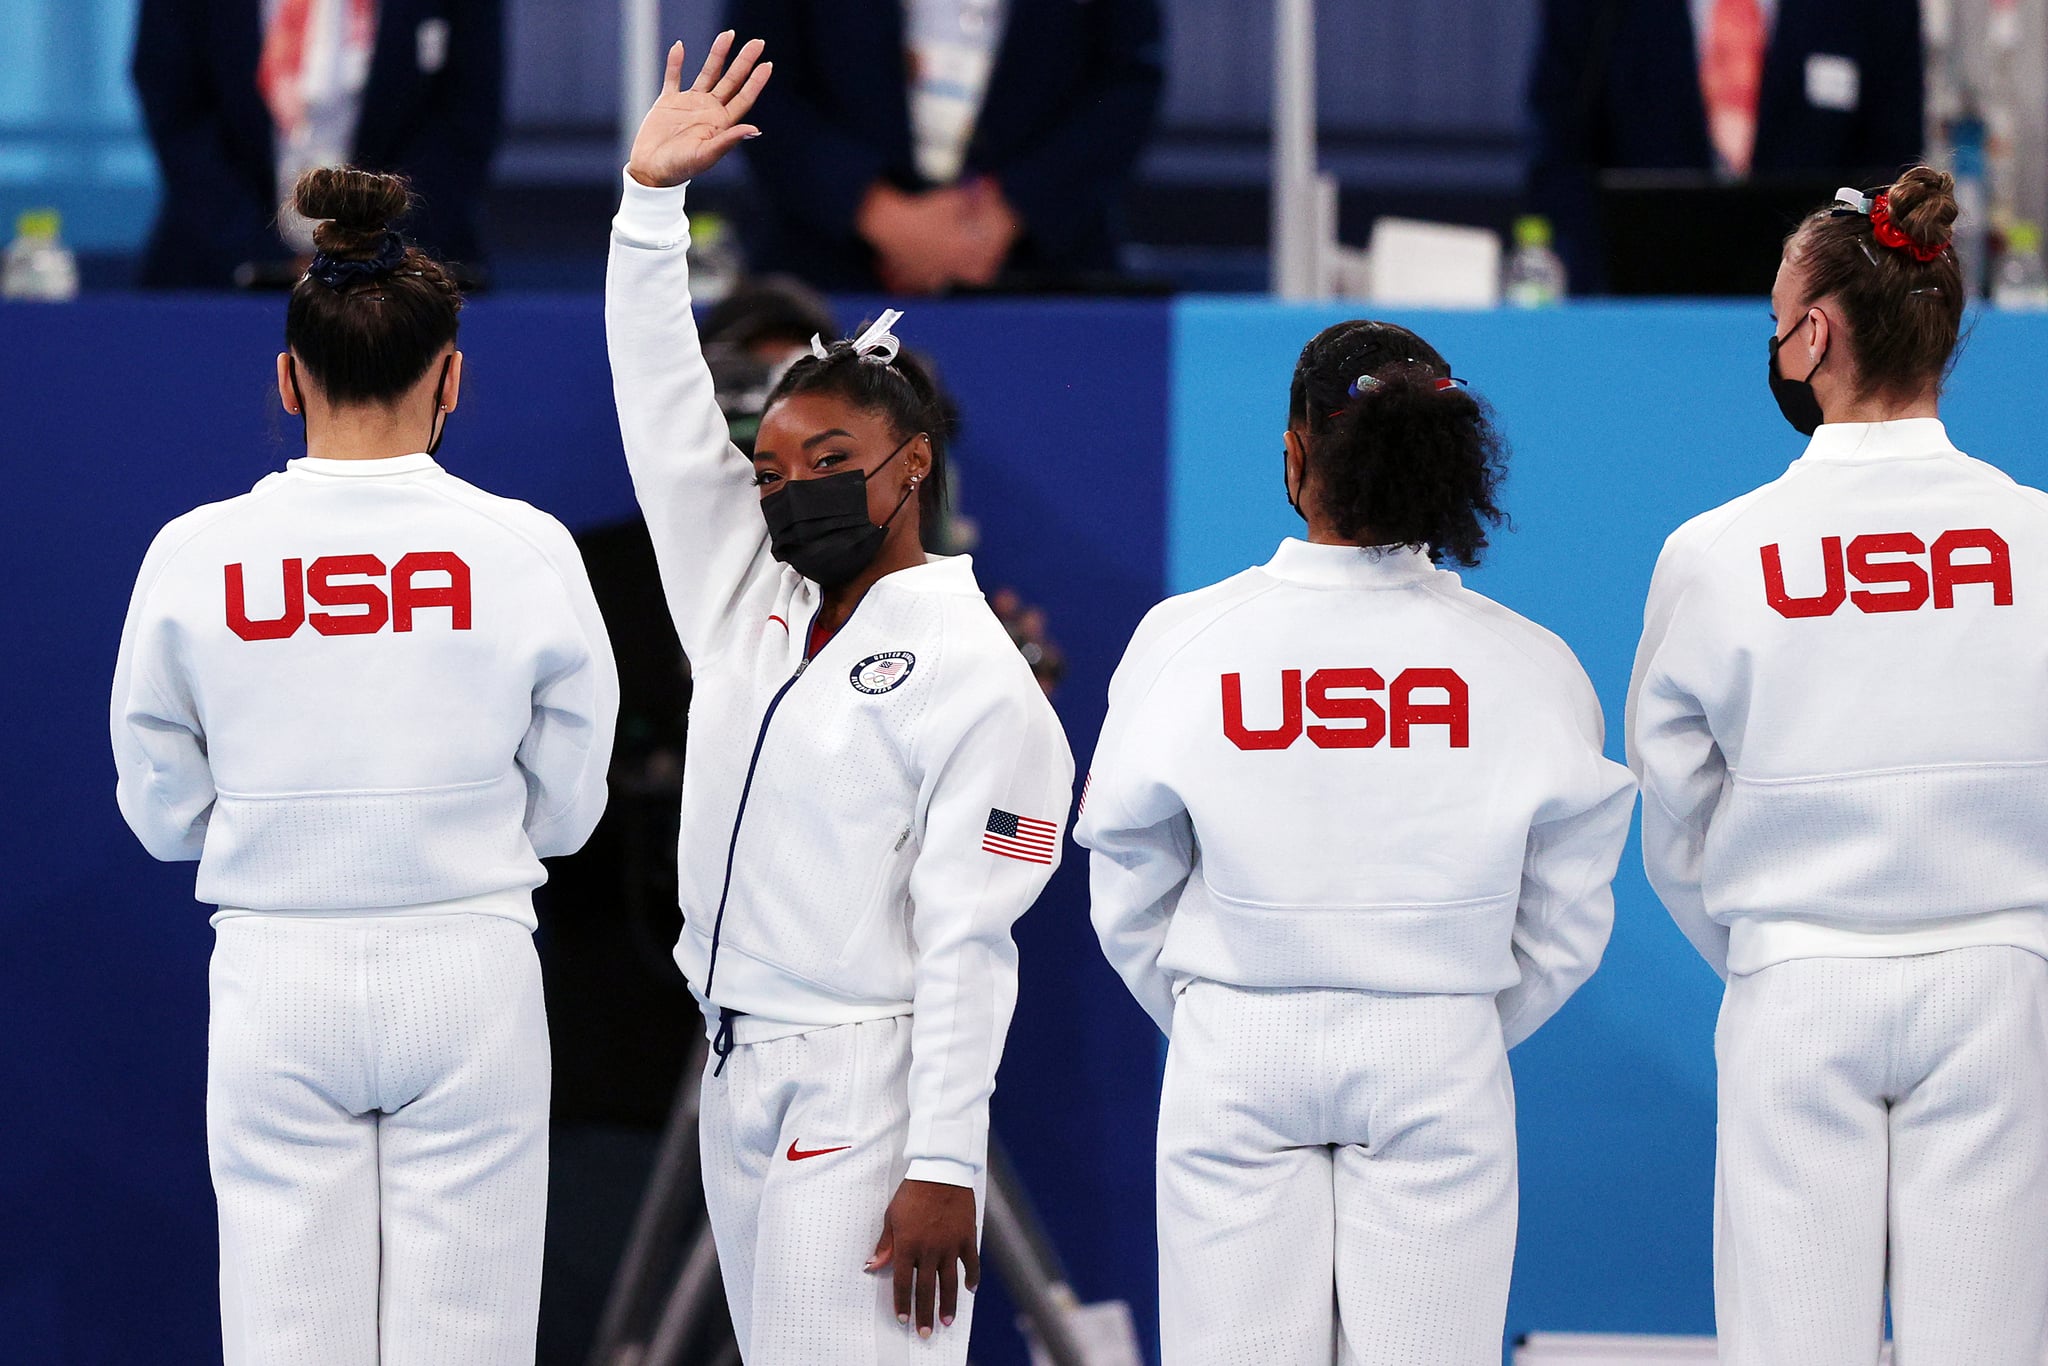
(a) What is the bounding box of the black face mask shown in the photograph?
[1768,321,1827,436]
[759,433,918,587]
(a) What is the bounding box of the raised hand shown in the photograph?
[626,32,772,189]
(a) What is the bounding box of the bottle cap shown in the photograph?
[2008,221,2042,254]
[16,208,60,241]
[1513,215,1552,249]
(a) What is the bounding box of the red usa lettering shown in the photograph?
[225,553,473,641]
[1221,668,1470,751]
[1760,529,2012,619]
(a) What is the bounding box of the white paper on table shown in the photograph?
[1366,217,1504,309]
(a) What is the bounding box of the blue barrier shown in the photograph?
[5,292,2046,1364]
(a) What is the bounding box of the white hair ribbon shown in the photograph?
[809,333,830,359]
[849,309,905,364]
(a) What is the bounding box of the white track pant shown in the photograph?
[1716,946,2048,1366]
[1157,981,1518,1366]
[207,913,551,1366]
[700,1015,981,1365]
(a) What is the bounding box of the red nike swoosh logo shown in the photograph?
[786,1140,852,1162]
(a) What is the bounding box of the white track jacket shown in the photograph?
[1077,539,1636,1047]
[607,177,1074,1188]
[111,453,618,924]
[1628,419,2048,978]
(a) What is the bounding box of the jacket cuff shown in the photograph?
[904,1155,979,1189]
[613,171,691,250]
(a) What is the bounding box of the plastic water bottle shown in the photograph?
[687,211,742,306]
[2,209,79,301]
[1504,215,1567,307]
[1994,221,2048,310]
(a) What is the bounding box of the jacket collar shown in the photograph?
[1260,538,1441,589]
[1797,419,1962,464]
[287,453,440,478]
[873,553,982,597]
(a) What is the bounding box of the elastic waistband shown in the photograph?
[211,885,537,930]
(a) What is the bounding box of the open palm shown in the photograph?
[627,32,772,189]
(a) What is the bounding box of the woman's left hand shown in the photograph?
[867,1179,981,1336]
[626,31,772,190]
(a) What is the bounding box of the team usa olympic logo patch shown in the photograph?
[850,651,916,694]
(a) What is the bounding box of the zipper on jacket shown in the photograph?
[703,602,841,1072]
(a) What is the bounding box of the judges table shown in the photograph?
[6,293,2045,1365]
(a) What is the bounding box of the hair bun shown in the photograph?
[292,167,414,259]
[1885,166,1959,252]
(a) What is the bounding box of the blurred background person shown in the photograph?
[1524,0,1924,293]
[132,0,504,289]
[725,0,1165,293]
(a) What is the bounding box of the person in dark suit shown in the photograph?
[1525,0,1923,292]
[725,0,1164,293]
[133,0,502,288]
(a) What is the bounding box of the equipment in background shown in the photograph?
[588,1063,1140,1366]
[1596,171,1872,295]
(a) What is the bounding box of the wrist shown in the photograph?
[857,182,908,243]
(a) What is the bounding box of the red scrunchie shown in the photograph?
[1870,193,1948,263]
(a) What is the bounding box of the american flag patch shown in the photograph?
[983,808,1058,864]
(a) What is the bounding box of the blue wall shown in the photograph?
[7,294,2048,1363]
[1172,299,2048,1341]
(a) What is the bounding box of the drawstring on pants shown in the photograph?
[712,1006,744,1077]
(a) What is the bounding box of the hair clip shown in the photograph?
[1830,187,1874,218]
[1347,374,1383,399]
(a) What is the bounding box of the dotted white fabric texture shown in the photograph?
[699,1016,984,1365]
[1715,946,2048,1365]
[1157,982,1517,1366]
[207,912,551,1366]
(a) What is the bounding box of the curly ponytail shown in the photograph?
[1288,320,1508,567]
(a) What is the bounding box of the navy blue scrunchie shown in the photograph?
[307,231,408,289]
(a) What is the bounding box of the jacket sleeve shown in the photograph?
[131,0,282,277]
[1495,664,1636,1047]
[901,636,1075,1187]
[727,0,894,243]
[517,519,621,858]
[1849,0,1924,170]
[1073,624,1193,1038]
[606,175,785,666]
[1521,0,1623,293]
[988,0,1165,265]
[1626,536,1732,977]
[110,531,214,862]
[376,0,505,260]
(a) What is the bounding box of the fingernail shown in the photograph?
[744,131,762,140]
[898,1314,910,1326]
[941,1315,955,1327]
[919,1327,932,1339]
